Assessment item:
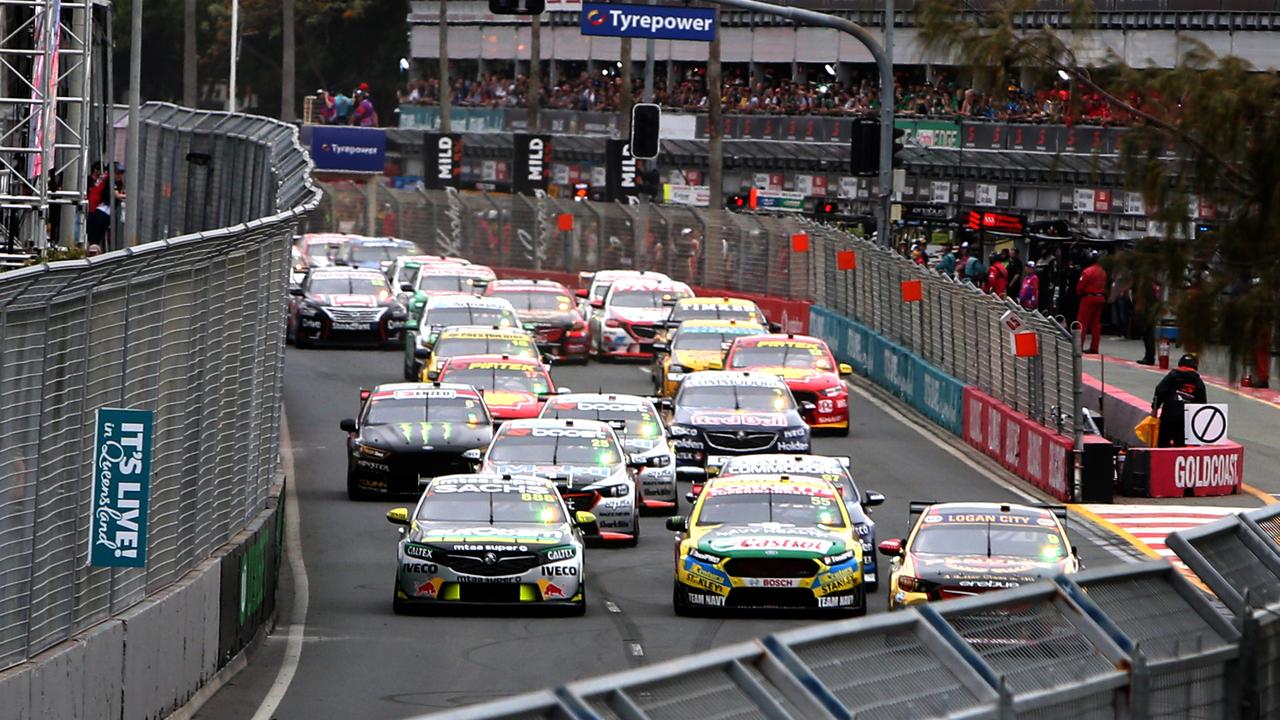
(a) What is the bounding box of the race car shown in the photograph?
[386,254,470,294]
[339,383,493,499]
[716,454,885,591]
[667,371,813,481]
[577,269,670,327]
[878,501,1081,611]
[651,319,768,397]
[402,263,498,314]
[588,277,694,360]
[485,279,589,363]
[294,232,350,273]
[478,419,649,544]
[386,473,593,614]
[667,474,866,615]
[539,393,677,509]
[724,334,854,435]
[417,325,539,378]
[403,296,521,380]
[287,267,409,348]
[333,236,422,271]
[660,296,776,337]
[434,355,557,423]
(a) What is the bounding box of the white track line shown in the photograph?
[844,379,1138,565]
[250,413,310,720]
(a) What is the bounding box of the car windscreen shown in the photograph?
[351,245,414,264]
[679,384,793,412]
[424,307,517,329]
[544,404,661,442]
[487,430,621,465]
[673,332,739,352]
[304,242,335,257]
[442,366,549,395]
[697,490,845,528]
[365,396,489,424]
[491,291,574,312]
[910,525,1067,560]
[610,290,668,308]
[308,276,388,296]
[729,343,832,371]
[433,337,535,360]
[673,306,757,323]
[417,490,564,524]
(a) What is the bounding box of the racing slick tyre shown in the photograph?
[568,581,587,616]
[834,423,850,437]
[624,511,640,547]
[393,594,410,615]
[294,330,311,349]
[347,469,365,501]
[672,581,694,617]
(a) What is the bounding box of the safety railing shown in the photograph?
[0,103,319,670]
[313,183,1072,434]
[415,505,1280,720]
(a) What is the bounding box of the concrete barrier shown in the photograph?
[0,483,283,720]
[809,305,965,435]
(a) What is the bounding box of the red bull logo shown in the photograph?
[543,582,565,599]
[416,579,439,598]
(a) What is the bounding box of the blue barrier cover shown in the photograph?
[810,306,965,435]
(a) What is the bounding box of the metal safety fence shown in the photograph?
[417,505,1280,720]
[0,103,318,670]
[311,185,1074,435]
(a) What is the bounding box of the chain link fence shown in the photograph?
[416,504,1280,720]
[0,103,318,670]
[313,184,1072,435]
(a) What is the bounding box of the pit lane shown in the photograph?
[193,347,1127,720]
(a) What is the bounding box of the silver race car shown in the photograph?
[539,393,677,511]
[386,473,594,614]
[477,418,656,545]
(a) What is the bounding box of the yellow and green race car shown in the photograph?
[417,325,539,380]
[651,319,767,397]
[667,474,866,615]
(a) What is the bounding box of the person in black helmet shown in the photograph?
[1151,354,1207,447]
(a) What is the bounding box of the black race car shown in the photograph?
[484,278,590,363]
[666,371,813,483]
[288,267,409,348]
[340,383,494,499]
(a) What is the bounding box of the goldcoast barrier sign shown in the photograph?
[89,408,153,567]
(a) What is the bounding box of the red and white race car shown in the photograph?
[588,277,693,360]
[723,334,854,434]
[434,354,557,424]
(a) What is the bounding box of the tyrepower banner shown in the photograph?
[423,133,461,190]
[309,126,386,173]
[512,133,551,196]
[580,2,717,42]
[89,408,154,567]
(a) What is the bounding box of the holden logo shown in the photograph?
[483,552,498,565]
[736,430,747,440]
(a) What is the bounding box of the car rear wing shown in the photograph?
[908,501,1068,520]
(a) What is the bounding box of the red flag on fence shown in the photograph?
[790,233,810,253]
[836,250,857,270]
[900,279,922,303]
[557,213,574,232]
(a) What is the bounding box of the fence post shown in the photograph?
[1130,644,1150,720]
[1071,319,1084,502]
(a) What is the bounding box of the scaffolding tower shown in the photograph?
[0,0,96,252]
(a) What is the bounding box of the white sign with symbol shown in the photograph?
[1184,403,1228,445]
[999,310,1024,333]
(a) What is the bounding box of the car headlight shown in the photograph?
[298,303,320,317]
[644,454,671,468]
[822,385,846,397]
[592,483,630,498]
[822,550,855,566]
[357,443,390,459]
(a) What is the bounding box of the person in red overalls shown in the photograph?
[1076,251,1107,353]
[985,252,1008,296]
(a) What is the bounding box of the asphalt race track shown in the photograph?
[194,347,1133,720]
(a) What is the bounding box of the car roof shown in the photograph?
[425,295,514,310]
[368,383,482,400]
[919,501,1056,519]
[675,319,765,332]
[441,354,544,369]
[437,325,531,338]
[502,417,613,431]
[675,297,757,308]
[428,473,557,492]
[547,393,649,406]
[488,278,567,291]
[418,264,493,276]
[702,473,840,496]
[610,277,692,293]
[733,333,826,347]
[721,454,847,472]
[309,267,385,278]
[681,370,787,388]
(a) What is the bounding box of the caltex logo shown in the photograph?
[586,9,606,26]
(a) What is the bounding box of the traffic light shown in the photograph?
[489,0,545,14]
[892,126,907,169]
[630,103,662,160]
[813,199,838,218]
[728,193,749,210]
[850,119,878,176]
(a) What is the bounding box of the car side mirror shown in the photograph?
[839,363,854,376]
[542,353,556,366]
[339,418,358,433]
[863,490,885,507]
[575,288,589,299]
[646,455,670,468]
[799,400,817,412]
[768,321,782,332]
[333,258,348,266]
[462,448,484,462]
[878,538,904,557]
[651,342,669,353]
[665,515,688,532]
[590,299,604,309]
[707,361,723,371]
[414,348,430,359]
[426,370,440,381]
[288,286,305,296]
[556,386,572,394]
[386,508,410,525]
[575,511,600,536]
[627,454,646,468]
[400,282,414,292]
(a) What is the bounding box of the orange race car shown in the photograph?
[723,334,854,435]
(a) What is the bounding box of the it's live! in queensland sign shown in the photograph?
[89,408,153,568]
[580,2,717,42]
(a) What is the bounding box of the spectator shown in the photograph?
[1151,354,1206,448]
[1076,250,1107,354]
[351,85,378,127]
[936,245,958,277]
[1018,261,1040,310]
[85,162,110,249]
[963,245,985,286]
[986,252,1008,296]
[1006,247,1024,298]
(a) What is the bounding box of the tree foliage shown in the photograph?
[916,0,1280,376]
[113,0,408,119]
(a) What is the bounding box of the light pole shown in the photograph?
[228,0,238,112]
[700,0,895,244]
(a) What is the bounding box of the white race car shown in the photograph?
[588,276,693,360]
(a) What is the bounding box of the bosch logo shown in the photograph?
[586,9,606,25]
